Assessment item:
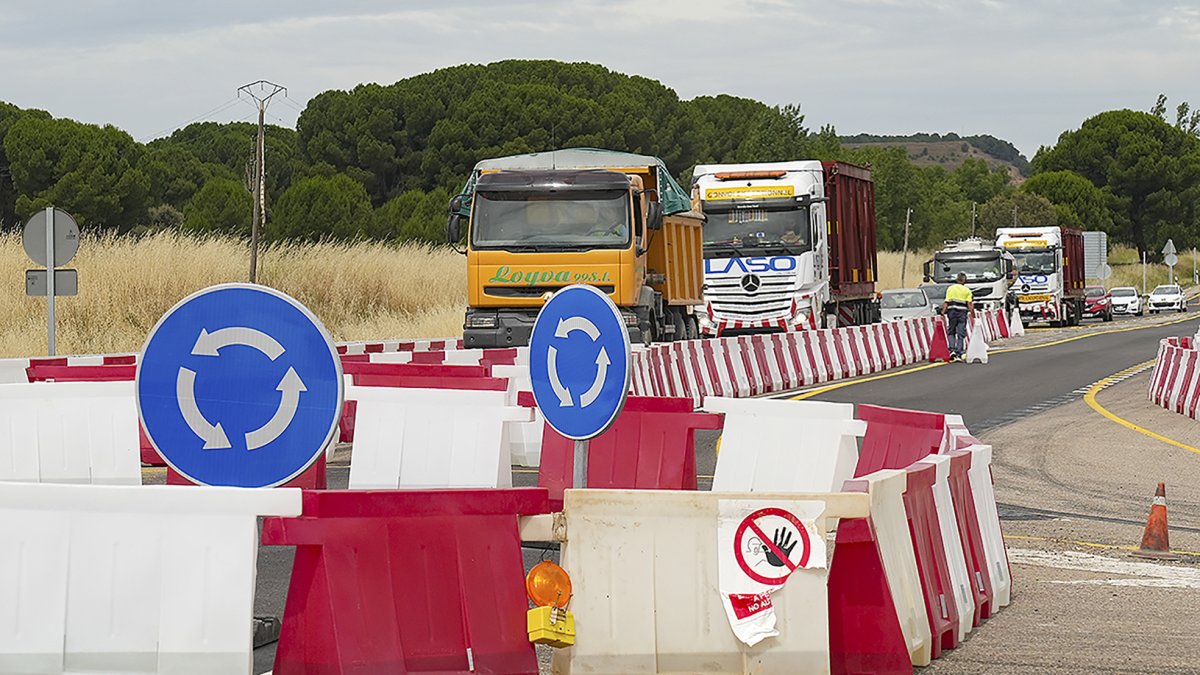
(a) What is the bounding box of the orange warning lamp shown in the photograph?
[526,561,572,608]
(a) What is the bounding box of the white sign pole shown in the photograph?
[45,206,56,356]
[573,439,589,488]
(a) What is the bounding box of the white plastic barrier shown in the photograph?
[346,385,530,489]
[0,361,27,385]
[0,381,141,485]
[0,482,300,673]
[917,454,975,642]
[847,469,933,667]
[961,442,1012,608]
[491,364,543,468]
[706,397,865,494]
[554,488,870,674]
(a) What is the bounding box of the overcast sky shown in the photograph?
[1,1,1196,158]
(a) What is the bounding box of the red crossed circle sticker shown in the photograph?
[733,507,812,586]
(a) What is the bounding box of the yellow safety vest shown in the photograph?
[945,284,973,310]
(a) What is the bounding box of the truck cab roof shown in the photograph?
[475,169,630,192]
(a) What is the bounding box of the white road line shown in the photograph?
[1009,548,1200,589]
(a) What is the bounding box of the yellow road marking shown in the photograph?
[1004,533,1200,558]
[789,362,945,401]
[1083,360,1200,455]
[993,312,1197,354]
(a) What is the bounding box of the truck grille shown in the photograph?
[704,272,796,319]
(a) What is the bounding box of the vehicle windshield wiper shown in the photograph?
[704,240,746,257]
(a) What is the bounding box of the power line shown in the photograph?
[138,97,242,142]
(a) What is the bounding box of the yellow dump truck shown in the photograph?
[447,148,705,347]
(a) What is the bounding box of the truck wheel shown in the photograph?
[684,315,700,341]
[671,309,687,342]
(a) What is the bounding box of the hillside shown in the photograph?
[842,132,1030,181]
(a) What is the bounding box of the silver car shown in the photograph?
[880,288,935,322]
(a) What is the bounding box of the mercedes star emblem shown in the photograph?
[741,274,762,293]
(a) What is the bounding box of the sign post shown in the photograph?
[137,284,343,487]
[22,206,80,355]
[528,285,632,488]
[1164,239,1178,285]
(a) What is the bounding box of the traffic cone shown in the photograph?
[929,317,951,363]
[1132,482,1178,560]
[1008,308,1025,337]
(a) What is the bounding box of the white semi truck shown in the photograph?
[691,161,879,335]
[995,226,1087,326]
[922,238,1016,311]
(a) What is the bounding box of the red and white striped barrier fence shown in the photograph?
[1149,336,1200,418]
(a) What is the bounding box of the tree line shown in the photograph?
[1,60,1197,256]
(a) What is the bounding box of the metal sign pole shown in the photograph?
[573,439,589,488]
[45,206,56,356]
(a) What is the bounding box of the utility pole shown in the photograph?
[1012,204,1018,228]
[970,202,977,238]
[238,80,286,284]
[900,208,913,287]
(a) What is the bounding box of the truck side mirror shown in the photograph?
[647,202,664,231]
[922,261,932,282]
[446,196,463,243]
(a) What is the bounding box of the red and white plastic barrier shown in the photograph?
[1149,336,1200,418]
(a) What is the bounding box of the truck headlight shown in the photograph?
[465,314,498,329]
[623,313,640,327]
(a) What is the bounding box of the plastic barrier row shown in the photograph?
[629,317,938,403]
[1148,336,1200,418]
[0,383,1014,672]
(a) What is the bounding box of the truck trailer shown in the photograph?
[995,226,1086,326]
[447,148,705,347]
[690,160,879,334]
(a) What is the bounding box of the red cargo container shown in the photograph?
[1060,227,1086,300]
[822,161,880,325]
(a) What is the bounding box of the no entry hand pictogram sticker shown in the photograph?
[733,507,812,586]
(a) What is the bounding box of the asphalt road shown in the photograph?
[803,313,1200,433]
[251,311,1198,672]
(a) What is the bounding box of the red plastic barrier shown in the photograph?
[263,488,550,674]
[828,478,914,675]
[24,364,163,467]
[25,364,137,382]
[928,318,950,363]
[519,393,724,509]
[904,463,959,658]
[480,348,520,366]
[945,451,993,623]
[102,354,137,365]
[408,351,446,364]
[341,361,492,383]
[28,357,67,368]
[339,354,371,363]
[854,404,947,477]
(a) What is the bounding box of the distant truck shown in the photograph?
[690,161,879,334]
[995,226,1086,326]
[447,148,705,347]
[922,238,1016,312]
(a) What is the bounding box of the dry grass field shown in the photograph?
[0,231,467,358]
[1,233,1188,358]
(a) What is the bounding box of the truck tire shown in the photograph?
[671,309,687,342]
[684,315,700,341]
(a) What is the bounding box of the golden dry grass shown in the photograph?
[0,231,466,358]
[876,249,933,291]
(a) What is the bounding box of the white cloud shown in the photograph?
[0,1,1196,156]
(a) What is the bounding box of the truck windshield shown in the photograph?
[702,204,811,252]
[1011,249,1057,275]
[472,190,631,250]
[932,255,1003,283]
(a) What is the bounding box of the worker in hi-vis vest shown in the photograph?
[942,272,975,361]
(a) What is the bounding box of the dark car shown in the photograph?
[1083,285,1113,322]
[919,283,953,314]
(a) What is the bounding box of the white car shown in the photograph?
[1147,284,1186,313]
[1109,286,1143,316]
[880,288,935,322]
